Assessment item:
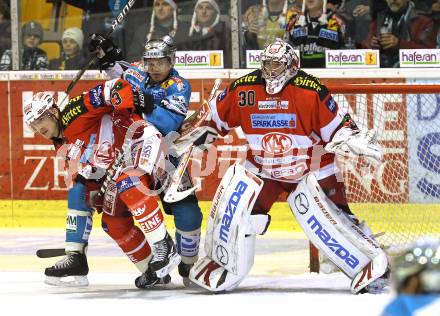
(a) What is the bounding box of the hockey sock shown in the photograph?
[117,175,167,244]
[66,182,94,253]
[102,214,153,273]
[65,209,93,253]
[175,229,200,264]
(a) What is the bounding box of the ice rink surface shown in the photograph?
[0,228,393,316]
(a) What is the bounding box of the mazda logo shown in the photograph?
[294,193,309,215]
[216,245,229,265]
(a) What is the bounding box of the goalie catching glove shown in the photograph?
[325,126,383,165]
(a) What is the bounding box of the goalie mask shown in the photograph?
[24,92,60,139]
[393,237,440,294]
[261,39,299,94]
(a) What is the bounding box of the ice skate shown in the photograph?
[44,251,89,287]
[135,267,171,289]
[178,261,195,287]
[149,232,181,278]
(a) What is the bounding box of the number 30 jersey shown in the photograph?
[210,69,345,183]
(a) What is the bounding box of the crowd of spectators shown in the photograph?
[1,0,440,70]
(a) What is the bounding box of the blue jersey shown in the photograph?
[122,65,191,135]
[382,294,440,316]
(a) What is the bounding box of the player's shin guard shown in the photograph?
[118,178,180,278]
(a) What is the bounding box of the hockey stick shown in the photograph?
[163,79,222,203]
[59,0,137,105]
[36,248,66,258]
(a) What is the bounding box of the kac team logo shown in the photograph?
[261,132,292,154]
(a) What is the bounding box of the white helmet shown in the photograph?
[23,92,56,127]
[261,38,299,94]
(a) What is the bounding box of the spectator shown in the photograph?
[0,20,48,70]
[286,0,345,68]
[57,0,150,61]
[184,0,232,67]
[429,0,440,38]
[0,0,10,57]
[127,0,188,62]
[334,0,372,47]
[363,0,436,68]
[382,237,440,315]
[242,0,298,49]
[371,0,388,20]
[49,27,87,70]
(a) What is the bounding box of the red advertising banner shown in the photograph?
[6,76,410,203]
[0,81,10,199]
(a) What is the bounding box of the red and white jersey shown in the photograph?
[210,69,346,183]
[55,78,147,177]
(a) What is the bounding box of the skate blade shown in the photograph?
[155,253,181,278]
[45,275,89,287]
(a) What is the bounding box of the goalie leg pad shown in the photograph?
[189,163,266,291]
[205,163,264,275]
[287,173,388,293]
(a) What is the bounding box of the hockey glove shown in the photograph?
[133,90,155,116]
[89,33,123,70]
[325,127,383,165]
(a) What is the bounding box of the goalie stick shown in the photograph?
[163,79,222,203]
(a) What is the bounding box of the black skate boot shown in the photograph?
[135,266,171,289]
[178,261,194,287]
[44,251,89,287]
[149,232,181,278]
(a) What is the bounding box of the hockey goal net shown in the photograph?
[309,83,440,272]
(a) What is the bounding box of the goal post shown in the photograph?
[309,83,440,273]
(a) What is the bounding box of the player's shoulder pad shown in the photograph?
[229,69,263,91]
[124,64,147,83]
[290,70,329,101]
[161,75,190,93]
[60,94,88,128]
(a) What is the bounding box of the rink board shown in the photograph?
[1,200,439,234]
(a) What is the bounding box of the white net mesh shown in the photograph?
[333,88,440,254]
